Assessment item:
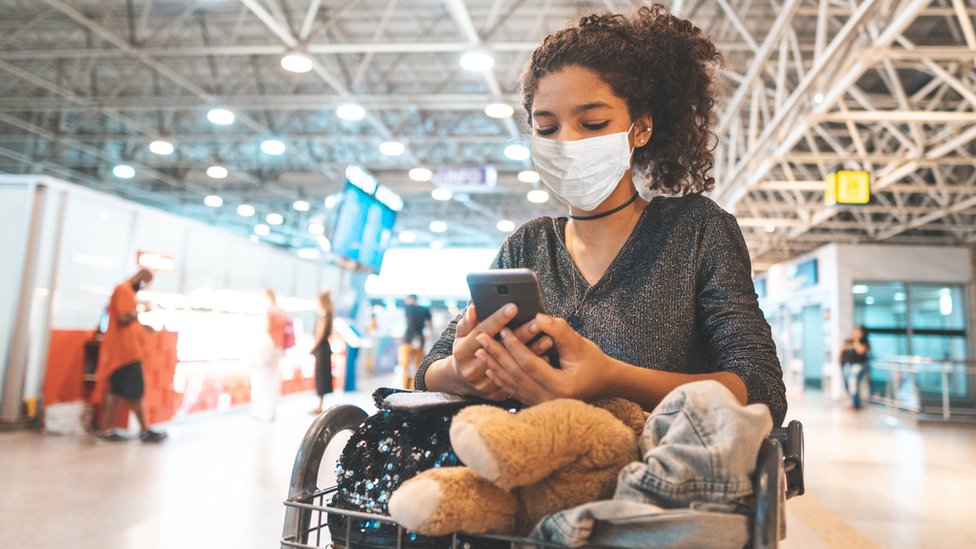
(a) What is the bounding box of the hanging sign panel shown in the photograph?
[824,170,871,205]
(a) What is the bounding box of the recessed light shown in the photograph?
[431,188,453,201]
[266,213,284,225]
[379,140,406,156]
[484,103,514,119]
[460,49,495,72]
[204,195,223,208]
[504,144,530,161]
[292,200,310,212]
[261,139,286,155]
[113,165,135,179]
[409,167,433,182]
[207,165,228,179]
[324,195,338,209]
[253,224,270,236]
[337,103,366,121]
[308,223,325,236]
[527,189,550,203]
[149,140,174,155]
[429,220,447,233]
[398,230,416,243]
[517,170,540,183]
[237,204,255,217]
[207,108,235,125]
[496,219,516,232]
[280,51,314,73]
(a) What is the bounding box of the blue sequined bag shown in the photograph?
[328,388,520,548]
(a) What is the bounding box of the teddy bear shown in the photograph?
[388,397,646,537]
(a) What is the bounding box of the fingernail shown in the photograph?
[540,338,551,349]
[529,321,539,333]
[504,304,516,315]
[500,329,510,339]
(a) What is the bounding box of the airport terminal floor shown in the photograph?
[1,374,974,549]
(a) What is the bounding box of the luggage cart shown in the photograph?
[282,404,804,549]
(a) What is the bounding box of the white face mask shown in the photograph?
[531,124,634,212]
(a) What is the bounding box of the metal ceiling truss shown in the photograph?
[0,0,973,265]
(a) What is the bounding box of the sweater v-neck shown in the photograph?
[552,197,657,291]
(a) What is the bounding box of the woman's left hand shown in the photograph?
[474,314,615,405]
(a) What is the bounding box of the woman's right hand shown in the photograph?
[450,304,554,400]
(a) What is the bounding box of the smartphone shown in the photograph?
[466,268,560,368]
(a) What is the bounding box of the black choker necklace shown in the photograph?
[569,192,640,221]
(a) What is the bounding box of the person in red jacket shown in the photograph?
[95,269,166,442]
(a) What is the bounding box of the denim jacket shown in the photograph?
[531,380,773,547]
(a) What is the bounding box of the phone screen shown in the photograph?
[466,269,559,368]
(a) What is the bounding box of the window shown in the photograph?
[853,281,969,400]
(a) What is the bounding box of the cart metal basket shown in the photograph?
[282,404,804,549]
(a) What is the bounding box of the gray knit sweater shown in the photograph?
[415,194,787,425]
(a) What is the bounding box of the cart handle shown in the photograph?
[282,404,368,547]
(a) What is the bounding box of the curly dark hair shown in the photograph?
[520,4,723,195]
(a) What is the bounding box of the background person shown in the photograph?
[251,288,289,421]
[839,326,871,409]
[95,269,166,442]
[399,295,432,390]
[310,291,334,414]
[416,4,787,426]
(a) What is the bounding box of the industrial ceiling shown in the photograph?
[0,0,973,271]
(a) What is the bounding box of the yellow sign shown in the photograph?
[824,170,870,205]
[824,173,837,206]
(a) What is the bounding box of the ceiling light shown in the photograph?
[113,164,135,179]
[280,51,314,73]
[496,219,516,232]
[207,108,235,125]
[484,103,514,119]
[337,103,366,121]
[261,139,286,155]
[237,204,255,217]
[894,292,906,301]
[398,230,416,243]
[518,170,540,183]
[204,195,223,208]
[460,49,495,72]
[429,220,447,233]
[409,167,433,182]
[379,140,406,156]
[297,248,320,260]
[308,223,325,236]
[149,140,174,155]
[852,284,869,294]
[317,235,332,252]
[865,296,875,305]
[207,165,228,179]
[324,195,338,209]
[431,188,453,201]
[266,213,284,225]
[292,200,310,212]
[813,93,825,104]
[504,144,530,161]
[253,224,270,236]
[763,224,776,233]
[527,189,550,203]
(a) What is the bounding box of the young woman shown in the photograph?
[416,5,787,425]
[310,291,334,414]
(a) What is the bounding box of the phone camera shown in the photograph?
[497,285,509,295]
